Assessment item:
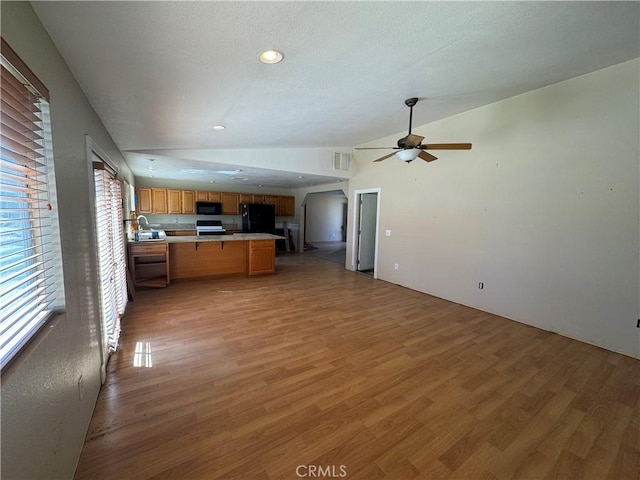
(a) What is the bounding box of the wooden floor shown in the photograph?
[75,253,639,480]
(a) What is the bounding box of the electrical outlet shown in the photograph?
[478,282,484,290]
[385,230,391,237]
[394,263,399,270]
[78,375,84,401]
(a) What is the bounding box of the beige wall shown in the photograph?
[304,193,348,243]
[348,59,640,358]
[292,182,349,251]
[1,3,131,478]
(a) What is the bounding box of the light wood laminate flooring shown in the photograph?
[75,253,639,479]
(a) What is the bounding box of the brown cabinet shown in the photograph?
[247,240,276,275]
[181,190,195,214]
[151,188,168,214]
[136,188,152,214]
[195,191,209,202]
[169,241,247,280]
[279,196,295,216]
[264,195,278,207]
[128,241,169,288]
[239,193,253,205]
[137,188,296,217]
[167,189,182,214]
[221,192,239,215]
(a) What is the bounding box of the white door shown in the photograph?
[357,192,377,271]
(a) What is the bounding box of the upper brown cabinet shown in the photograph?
[195,191,208,202]
[181,190,195,214]
[239,193,253,205]
[221,192,239,215]
[167,189,182,214]
[279,196,295,216]
[136,188,295,217]
[136,188,152,214]
[264,195,278,207]
[151,188,168,214]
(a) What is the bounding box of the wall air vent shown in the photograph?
[333,152,351,171]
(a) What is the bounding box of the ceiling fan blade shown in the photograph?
[373,152,397,162]
[418,151,438,162]
[423,143,472,150]
[405,134,425,148]
[354,147,397,150]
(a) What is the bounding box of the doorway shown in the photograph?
[302,191,348,265]
[353,188,380,278]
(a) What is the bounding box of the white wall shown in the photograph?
[135,147,352,180]
[1,3,131,478]
[305,194,347,242]
[134,177,294,196]
[349,59,640,358]
[291,182,349,251]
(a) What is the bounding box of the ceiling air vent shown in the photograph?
[333,152,350,171]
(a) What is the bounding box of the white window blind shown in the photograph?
[0,40,65,370]
[93,165,127,351]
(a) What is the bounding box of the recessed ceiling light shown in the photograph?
[298,175,304,179]
[212,125,225,131]
[259,50,284,64]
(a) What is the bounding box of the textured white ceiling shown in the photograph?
[32,1,639,187]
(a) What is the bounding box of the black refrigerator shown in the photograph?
[241,203,276,233]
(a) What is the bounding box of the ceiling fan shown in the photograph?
[356,98,472,163]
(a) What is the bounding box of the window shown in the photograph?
[93,161,127,353]
[0,39,65,370]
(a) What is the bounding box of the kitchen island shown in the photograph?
[166,233,284,280]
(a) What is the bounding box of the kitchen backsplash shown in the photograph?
[142,214,298,232]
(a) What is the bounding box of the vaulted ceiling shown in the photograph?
[32,1,639,187]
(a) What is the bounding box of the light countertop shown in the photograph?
[164,233,284,243]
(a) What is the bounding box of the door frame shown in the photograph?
[351,187,381,279]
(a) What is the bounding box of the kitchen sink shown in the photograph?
[136,230,167,241]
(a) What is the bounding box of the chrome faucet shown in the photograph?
[137,215,150,230]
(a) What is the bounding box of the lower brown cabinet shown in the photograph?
[247,240,275,275]
[128,242,170,288]
[168,239,276,279]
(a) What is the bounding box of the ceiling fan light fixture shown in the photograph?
[396,148,421,162]
[259,50,284,64]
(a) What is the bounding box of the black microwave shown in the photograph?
[196,201,222,215]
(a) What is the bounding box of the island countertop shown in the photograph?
[164,233,284,243]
